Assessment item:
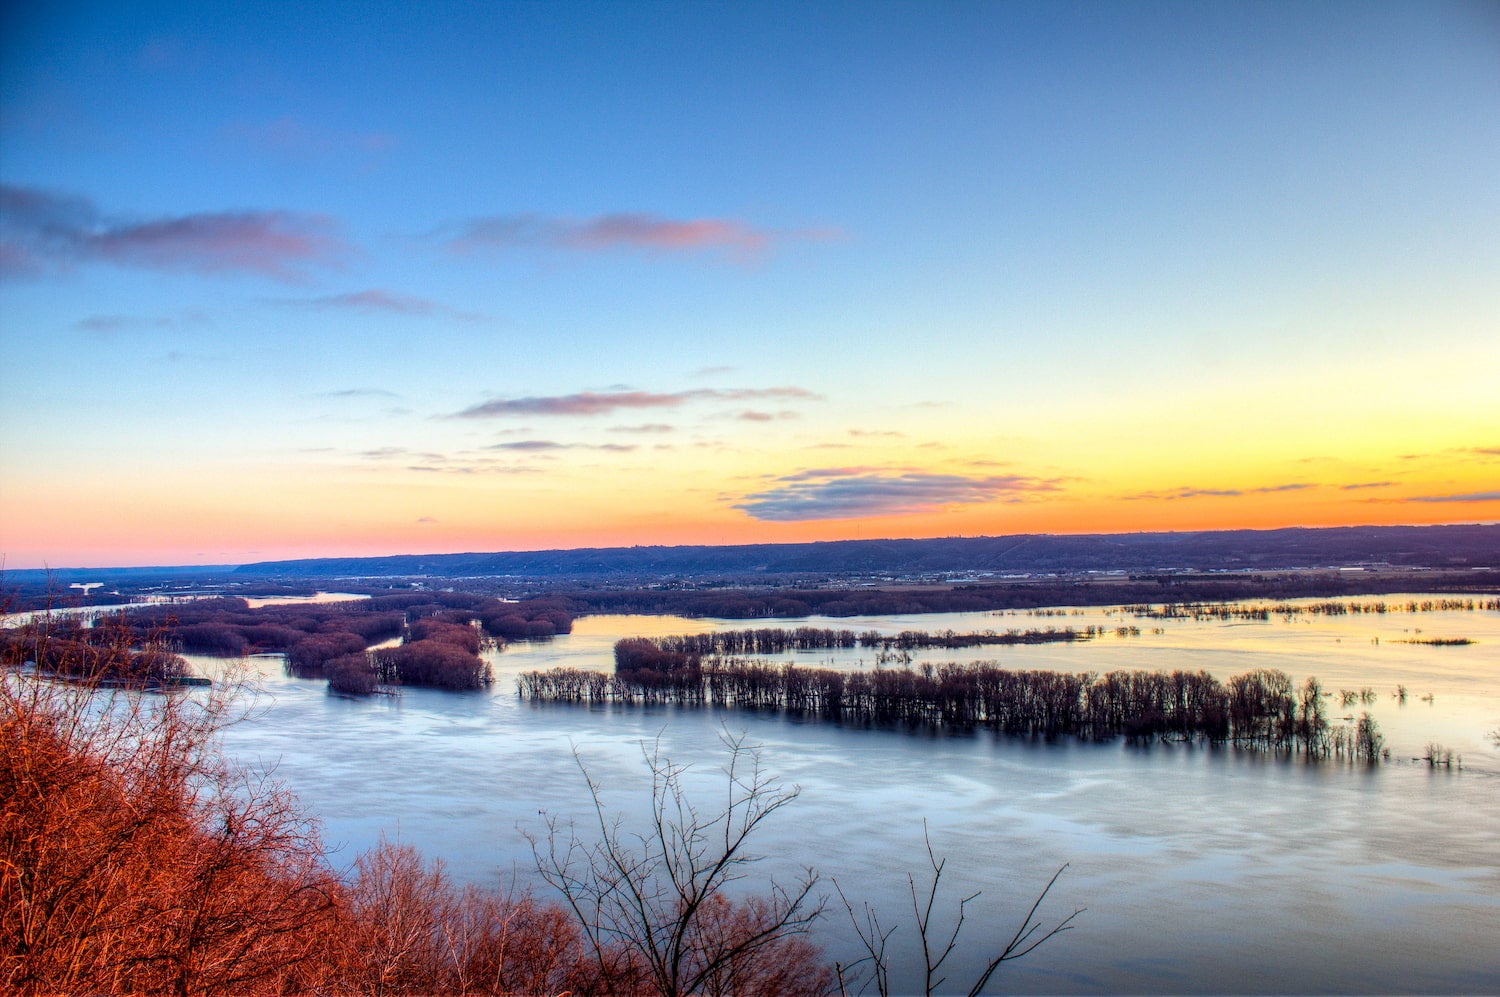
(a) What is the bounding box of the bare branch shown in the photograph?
[834,822,1082,997]
[529,727,830,997]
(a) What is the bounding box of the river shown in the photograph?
[193,595,1499,994]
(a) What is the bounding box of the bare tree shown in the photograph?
[335,834,604,997]
[834,825,1081,997]
[528,730,830,997]
[341,837,454,995]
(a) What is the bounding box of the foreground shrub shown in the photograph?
[0,670,339,994]
[335,837,601,996]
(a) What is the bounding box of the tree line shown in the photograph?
[618,625,1096,662]
[540,571,1499,620]
[1125,597,1498,621]
[521,656,1385,762]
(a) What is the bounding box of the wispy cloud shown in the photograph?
[160,350,222,366]
[321,388,401,400]
[1404,491,1500,503]
[452,387,818,419]
[609,423,676,434]
[359,446,448,463]
[1126,483,1316,501]
[447,212,832,262]
[299,289,436,314]
[734,410,798,422]
[485,440,637,453]
[734,470,1063,522]
[73,310,210,333]
[223,116,396,160]
[1339,481,1396,491]
[778,466,905,481]
[487,440,568,452]
[356,446,547,475]
[0,184,346,281]
[283,288,485,321]
[1397,446,1499,462]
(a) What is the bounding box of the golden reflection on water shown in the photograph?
[495,595,1500,763]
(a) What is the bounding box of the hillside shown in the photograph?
[231,524,1500,580]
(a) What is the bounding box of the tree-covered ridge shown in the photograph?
[231,524,1500,579]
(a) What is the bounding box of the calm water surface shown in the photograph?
[200,597,1500,994]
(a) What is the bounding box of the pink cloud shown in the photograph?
[91,212,341,279]
[486,440,637,453]
[568,214,766,254]
[448,212,833,262]
[735,410,799,422]
[0,184,346,281]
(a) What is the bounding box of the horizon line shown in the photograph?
[3,520,1495,575]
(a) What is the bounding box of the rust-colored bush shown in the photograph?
[0,669,340,995]
[333,837,606,996]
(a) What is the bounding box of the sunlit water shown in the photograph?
[195,596,1500,994]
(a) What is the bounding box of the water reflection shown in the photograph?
[208,597,1500,994]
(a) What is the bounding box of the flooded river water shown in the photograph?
[195,596,1499,994]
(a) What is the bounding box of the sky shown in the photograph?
[1,0,1497,570]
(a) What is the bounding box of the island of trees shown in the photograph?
[517,629,1388,763]
[2,590,577,695]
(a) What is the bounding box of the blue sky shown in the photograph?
[2,1,1496,567]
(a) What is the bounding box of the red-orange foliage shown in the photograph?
[1,670,340,995]
[332,837,605,996]
[408,618,483,655]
